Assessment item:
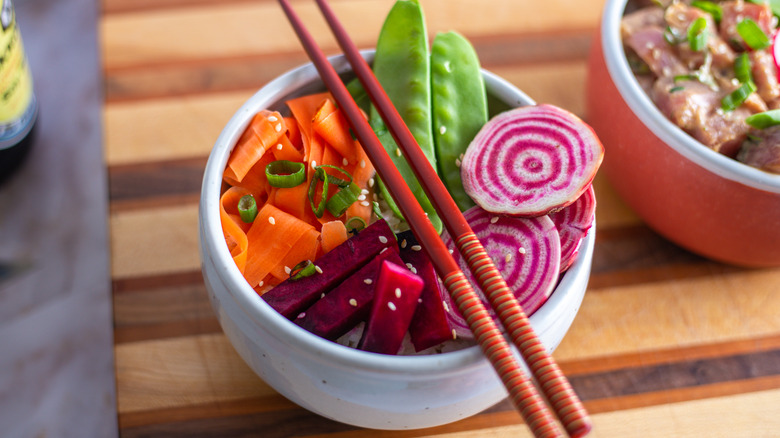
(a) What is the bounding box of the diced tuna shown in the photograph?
[738,127,780,173]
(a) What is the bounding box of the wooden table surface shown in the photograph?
[104,0,780,436]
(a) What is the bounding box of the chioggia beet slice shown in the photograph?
[461,104,604,217]
[261,219,396,319]
[397,230,453,352]
[440,206,561,339]
[294,249,404,341]
[549,184,596,272]
[358,260,425,355]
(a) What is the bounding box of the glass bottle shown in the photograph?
[0,0,37,185]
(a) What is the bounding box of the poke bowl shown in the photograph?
[587,0,780,267]
[198,51,595,430]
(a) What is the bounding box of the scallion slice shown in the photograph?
[326,182,361,218]
[735,52,753,84]
[372,201,383,218]
[691,1,722,23]
[237,194,258,223]
[308,167,330,218]
[316,164,353,188]
[345,216,367,232]
[265,160,305,188]
[687,17,709,52]
[721,81,757,111]
[290,260,317,280]
[745,109,780,128]
[736,18,770,50]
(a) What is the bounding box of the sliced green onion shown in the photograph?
[316,164,353,188]
[745,109,780,128]
[669,86,685,93]
[308,167,330,218]
[721,81,757,111]
[290,260,317,280]
[687,17,709,52]
[372,201,383,218]
[674,74,697,82]
[664,26,682,45]
[691,1,722,23]
[345,216,367,232]
[265,160,305,188]
[735,52,753,84]
[237,194,258,223]
[736,18,770,50]
[326,182,361,217]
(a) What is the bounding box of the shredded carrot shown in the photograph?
[269,183,309,220]
[313,98,357,162]
[243,203,318,287]
[219,186,252,272]
[225,110,286,182]
[269,228,321,282]
[284,116,303,150]
[320,220,349,254]
[286,92,331,146]
[224,151,275,205]
[271,132,304,163]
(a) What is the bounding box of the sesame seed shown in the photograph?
[418,298,423,303]
[268,115,278,122]
[364,278,373,285]
[297,312,305,319]
[275,123,282,132]
[452,329,457,340]
[400,239,408,248]
[387,302,397,311]
[360,159,366,168]
[349,299,358,307]
[321,293,325,299]
[410,266,417,274]
[380,247,389,254]
[360,200,370,207]
[406,263,413,269]
[439,126,447,135]
[311,160,317,169]
[315,265,323,274]
[455,158,461,168]
[269,216,276,225]
[372,194,378,201]
[358,194,366,201]
[505,253,512,263]
[411,245,422,252]
[395,148,402,157]
[459,153,464,160]
[395,288,402,298]
[258,280,264,287]
[276,143,283,150]
[379,236,388,244]
[368,178,375,187]
[361,189,369,195]
[284,266,291,274]
[490,216,499,224]
[342,158,349,166]
[442,300,450,313]
[449,249,454,254]
[518,247,526,255]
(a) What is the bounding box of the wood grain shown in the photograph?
[102,0,780,436]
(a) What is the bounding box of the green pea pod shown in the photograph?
[370,0,442,234]
[431,31,487,212]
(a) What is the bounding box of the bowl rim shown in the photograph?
[200,51,594,374]
[600,0,780,194]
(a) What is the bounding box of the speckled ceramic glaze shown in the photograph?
[587,0,780,267]
[199,52,594,430]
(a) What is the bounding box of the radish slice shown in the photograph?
[440,206,561,339]
[461,104,604,217]
[549,184,596,272]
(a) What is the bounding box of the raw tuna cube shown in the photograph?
[262,219,396,319]
[294,249,404,341]
[358,260,424,355]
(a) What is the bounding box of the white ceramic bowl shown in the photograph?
[587,0,780,267]
[199,52,594,430]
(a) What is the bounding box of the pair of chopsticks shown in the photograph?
[277,1,592,436]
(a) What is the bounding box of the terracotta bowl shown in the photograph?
[587,0,780,267]
[199,52,594,429]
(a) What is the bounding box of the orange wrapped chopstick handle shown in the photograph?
[456,232,593,438]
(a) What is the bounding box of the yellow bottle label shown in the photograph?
[0,0,33,125]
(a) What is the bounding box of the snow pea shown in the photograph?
[370,0,442,234]
[431,31,487,211]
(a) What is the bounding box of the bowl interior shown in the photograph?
[601,0,780,194]
[200,52,593,374]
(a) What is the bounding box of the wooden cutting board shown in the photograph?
[103,0,780,436]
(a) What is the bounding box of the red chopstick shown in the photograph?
[311,1,592,436]
[277,1,575,437]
